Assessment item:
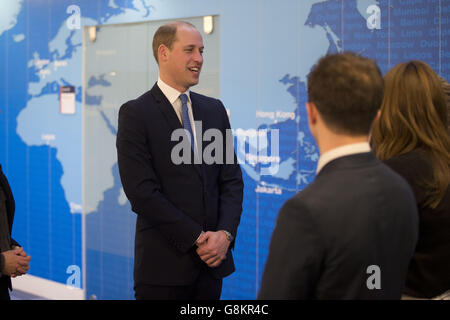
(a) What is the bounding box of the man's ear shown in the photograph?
[368,109,381,142]
[370,109,381,132]
[374,109,381,122]
[306,102,317,126]
[158,44,169,63]
[305,102,318,137]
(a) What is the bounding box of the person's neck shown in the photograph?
[317,131,369,155]
[159,72,188,93]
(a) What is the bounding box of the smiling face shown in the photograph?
[158,24,204,92]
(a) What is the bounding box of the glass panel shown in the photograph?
[82,16,220,300]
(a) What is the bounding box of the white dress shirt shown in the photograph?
[157,77,198,149]
[316,142,372,174]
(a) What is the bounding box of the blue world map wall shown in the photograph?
[0,0,448,299]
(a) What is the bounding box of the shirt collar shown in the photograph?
[316,142,371,174]
[157,77,191,105]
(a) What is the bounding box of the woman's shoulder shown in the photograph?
[385,148,429,166]
[383,149,432,186]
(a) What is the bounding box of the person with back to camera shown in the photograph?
[371,60,450,300]
[258,52,419,300]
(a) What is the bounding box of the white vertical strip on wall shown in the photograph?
[439,0,442,76]
[81,24,87,300]
[388,0,391,69]
[341,0,344,51]
[255,0,260,298]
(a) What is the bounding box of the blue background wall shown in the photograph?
[0,0,448,299]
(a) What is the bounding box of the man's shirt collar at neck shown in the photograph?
[157,77,191,105]
[316,142,371,174]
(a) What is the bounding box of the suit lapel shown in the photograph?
[150,83,183,132]
[151,84,204,179]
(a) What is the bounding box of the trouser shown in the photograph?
[135,269,222,300]
[0,277,11,300]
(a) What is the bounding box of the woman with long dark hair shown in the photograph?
[371,60,450,299]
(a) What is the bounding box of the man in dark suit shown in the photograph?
[0,165,31,300]
[116,21,243,300]
[258,53,419,299]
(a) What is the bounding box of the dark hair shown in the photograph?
[307,52,384,135]
[152,21,196,64]
[371,61,450,208]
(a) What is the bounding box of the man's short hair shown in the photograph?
[307,52,384,135]
[152,21,196,64]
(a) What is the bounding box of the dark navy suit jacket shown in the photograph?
[116,84,243,287]
[258,152,419,299]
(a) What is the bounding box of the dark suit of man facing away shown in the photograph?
[258,53,418,299]
[116,21,243,300]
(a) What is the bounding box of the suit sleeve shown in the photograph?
[258,197,323,299]
[0,252,4,275]
[215,100,244,244]
[10,238,20,248]
[116,102,202,253]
